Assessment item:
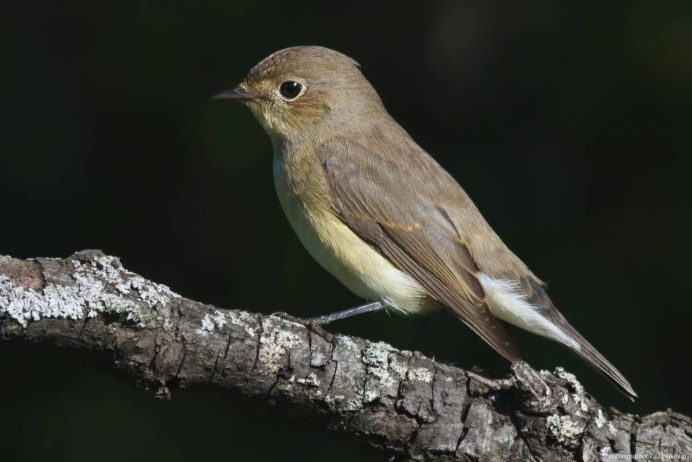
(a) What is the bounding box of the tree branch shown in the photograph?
[0,250,689,461]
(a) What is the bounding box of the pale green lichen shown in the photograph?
[361,342,390,372]
[0,254,180,328]
[409,367,434,384]
[554,367,584,393]
[547,414,585,444]
[555,366,589,414]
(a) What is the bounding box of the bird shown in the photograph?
[213,45,637,399]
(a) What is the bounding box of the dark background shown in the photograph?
[1,1,690,461]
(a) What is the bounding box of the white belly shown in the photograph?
[273,155,428,314]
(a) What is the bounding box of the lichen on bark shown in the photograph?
[1,251,690,461]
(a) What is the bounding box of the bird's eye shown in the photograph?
[279,81,303,100]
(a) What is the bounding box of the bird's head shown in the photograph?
[214,46,383,142]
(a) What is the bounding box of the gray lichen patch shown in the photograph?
[197,310,228,336]
[323,335,365,411]
[2,253,690,461]
[408,367,434,384]
[0,252,180,328]
[541,366,593,447]
[547,414,586,445]
[361,341,408,404]
[296,372,321,388]
[595,409,607,429]
[554,367,589,414]
[228,310,259,338]
[257,316,302,373]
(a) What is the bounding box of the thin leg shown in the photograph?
[466,370,513,391]
[270,301,386,342]
[307,301,386,325]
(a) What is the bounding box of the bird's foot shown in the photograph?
[466,363,557,413]
[511,361,558,413]
[466,370,514,391]
[270,312,334,342]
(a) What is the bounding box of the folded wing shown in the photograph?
[317,137,521,362]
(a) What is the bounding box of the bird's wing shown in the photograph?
[316,138,521,362]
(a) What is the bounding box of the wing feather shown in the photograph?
[318,138,521,362]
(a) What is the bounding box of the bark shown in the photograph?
[0,250,689,462]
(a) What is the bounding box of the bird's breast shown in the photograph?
[272,148,428,314]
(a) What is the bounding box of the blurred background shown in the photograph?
[1,0,690,460]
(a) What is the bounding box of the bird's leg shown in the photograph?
[511,361,553,407]
[307,301,386,324]
[466,370,513,391]
[272,301,385,325]
[270,311,334,342]
[270,301,386,342]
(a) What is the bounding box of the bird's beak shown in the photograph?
[212,86,255,102]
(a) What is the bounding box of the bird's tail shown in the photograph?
[521,278,638,400]
[551,312,638,400]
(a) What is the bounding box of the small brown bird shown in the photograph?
[214,46,637,399]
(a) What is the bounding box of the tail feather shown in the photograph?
[522,277,638,400]
[553,315,638,400]
[481,274,638,399]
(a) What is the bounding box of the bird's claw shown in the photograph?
[269,311,334,342]
[466,370,513,392]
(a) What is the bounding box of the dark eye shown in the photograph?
[279,81,303,99]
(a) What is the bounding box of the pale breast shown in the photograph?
[272,149,428,314]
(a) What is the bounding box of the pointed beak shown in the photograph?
[212,86,255,102]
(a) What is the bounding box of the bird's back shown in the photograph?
[333,119,539,285]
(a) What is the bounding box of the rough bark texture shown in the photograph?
[0,250,690,461]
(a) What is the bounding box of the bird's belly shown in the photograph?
[273,161,428,314]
